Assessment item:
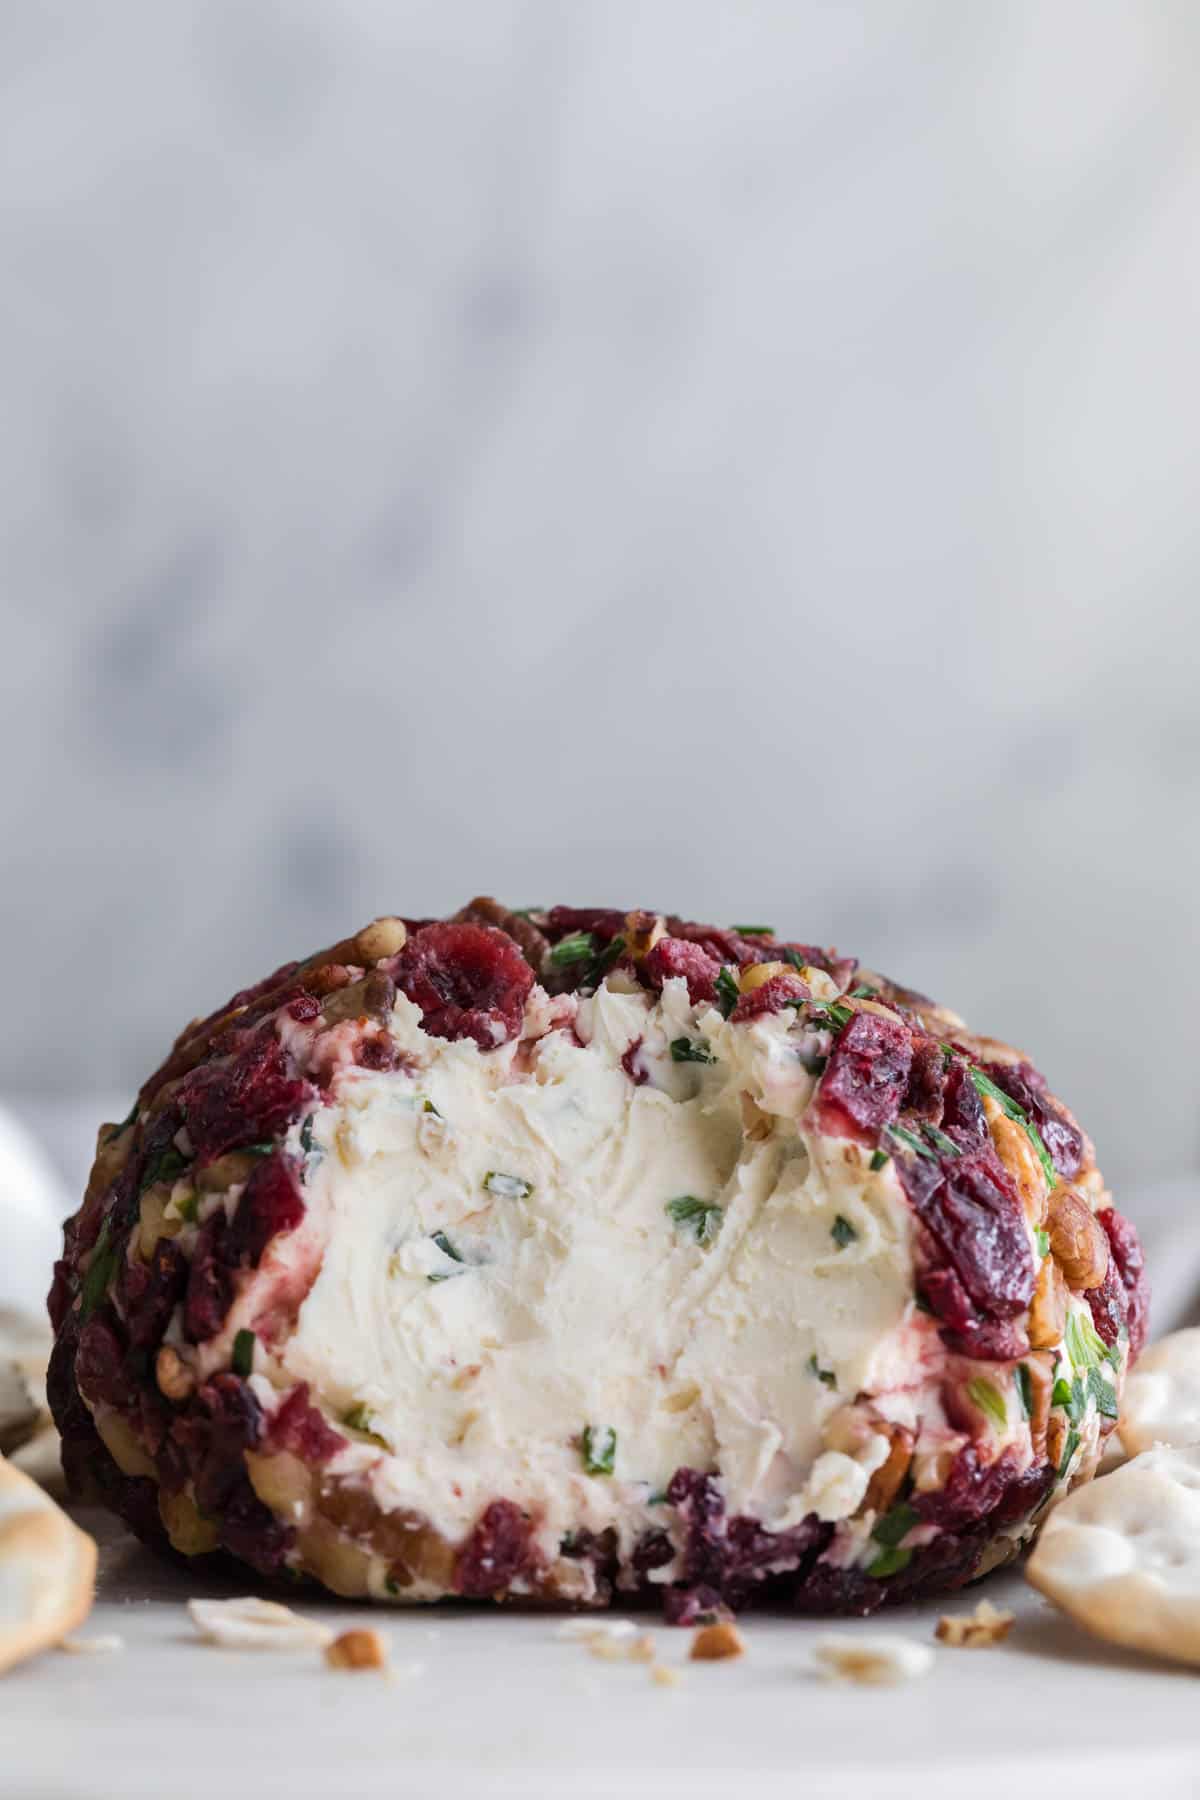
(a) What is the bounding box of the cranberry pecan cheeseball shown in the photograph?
[47,902,1148,1619]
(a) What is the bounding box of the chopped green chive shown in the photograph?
[1015,1363,1034,1420]
[867,1544,913,1579]
[585,934,626,987]
[1064,1308,1111,1372]
[967,1067,1057,1189]
[809,1000,854,1031]
[715,966,740,1018]
[922,1125,961,1159]
[1034,1228,1050,1259]
[779,948,808,972]
[80,1216,119,1320]
[139,1143,190,1194]
[422,1099,441,1115]
[342,1402,374,1434]
[871,1501,920,1548]
[483,1171,534,1199]
[849,985,878,1000]
[670,1036,714,1065]
[238,1142,276,1159]
[1087,1366,1119,1419]
[549,932,596,968]
[665,1195,724,1245]
[731,925,774,937]
[807,1353,837,1389]
[174,1190,199,1224]
[431,1230,463,1263]
[299,1115,316,1155]
[1058,1427,1081,1478]
[886,1123,937,1161]
[1053,1375,1088,1425]
[869,1149,891,1172]
[231,1330,256,1378]
[830,1214,858,1249]
[966,1377,1008,1431]
[582,1425,617,1476]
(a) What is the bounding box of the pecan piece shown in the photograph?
[1045,1188,1109,1290]
[1028,1255,1068,1349]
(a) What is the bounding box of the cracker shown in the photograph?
[1119,1328,1200,1457]
[1026,1443,1200,1665]
[0,1454,97,1675]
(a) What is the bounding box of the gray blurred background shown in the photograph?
[2,0,1197,1197]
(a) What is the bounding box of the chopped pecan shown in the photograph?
[1045,1188,1109,1290]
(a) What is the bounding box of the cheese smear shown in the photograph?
[276,978,925,1580]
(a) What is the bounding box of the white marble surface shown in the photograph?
[2,3,1199,1194]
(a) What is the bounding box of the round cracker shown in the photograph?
[1027,1443,1200,1666]
[0,1454,97,1675]
[1120,1327,1200,1457]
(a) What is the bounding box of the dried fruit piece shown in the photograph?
[395,923,533,1049]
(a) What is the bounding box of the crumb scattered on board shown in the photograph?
[325,1628,388,1671]
[935,1599,1015,1648]
[187,1597,332,1651]
[690,1621,745,1661]
[558,1616,682,1686]
[59,1634,124,1655]
[812,1634,934,1686]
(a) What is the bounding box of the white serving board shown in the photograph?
[5,1507,1200,1800]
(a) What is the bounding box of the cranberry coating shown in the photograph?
[179,1031,314,1167]
[394,922,533,1050]
[730,972,809,1023]
[641,937,720,1005]
[454,1499,537,1597]
[1098,1205,1150,1358]
[817,1012,913,1143]
[900,1143,1036,1322]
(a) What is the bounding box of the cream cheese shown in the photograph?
[275,977,927,1575]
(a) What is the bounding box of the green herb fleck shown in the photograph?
[922,1124,961,1159]
[582,1425,617,1476]
[422,1099,441,1116]
[238,1142,276,1159]
[174,1190,199,1224]
[431,1231,463,1263]
[1034,1228,1050,1259]
[1064,1308,1110,1373]
[300,1115,317,1156]
[665,1195,724,1245]
[385,1575,403,1596]
[80,1216,119,1320]
[483,1171,534,1200]
[886,1123,937,1161]
[670,1037,715,1065]
[231,1329,256,1378]
[1053,1375,1088,1425]
[1058,1427,1081,1478]
[585,934,626,988]
[967,1067,1057,1189]
[139,1143,190,1194]
[867,1544,914,1579]
[871,1501,920,1548]
[341,1402,390,1447]
[830,1214,858,1249]
[807,1353,837,1390]
[731,925,774,937]
[549,932,596,968]
[869,1149,891,1172]
[849,985,878,1000]
[1087,1366,1119,1419]
[1015,1363,1034,1420]
[779,948,808,972]
[715,966,740,1018]
[967,1377,1008,1431]
[809,1000,854,1031]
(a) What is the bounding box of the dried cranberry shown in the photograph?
[356,1036,398,1071]
[172,1374,264,1515]
[220,1480,294,1575]
[903,1038,947,1121]
[665,920,760,967]
[227,1155,305,1268]
[914,1444,1022,1529]
[941,1059,988,1146]
[544,907,627,944]
[817,1013,913,1143]
[632,1529,675,1575]
[395,922,534,1050]
[287,992,321,1022]
[120,1238,188,1350]
[1098,1206,1150,1358]
[1086,1254,1128,1348]
[183,1217,236,1344]
[979,1061,1084,1180]
[180,1030,313,1166]
[621,1038,648,1085]
[900,1144,1035,1320]
[454,1499,536,1597]
[268,1384,345,1465]
[730,973,809,1023]
[75,1315,133,1409]
[641,937,720,1005]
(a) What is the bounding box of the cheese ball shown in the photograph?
[46,901,1148,1618]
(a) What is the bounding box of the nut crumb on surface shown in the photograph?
[187,1597,333,1651]
[651,1663,682,1687]
[690,1621,746,1661]
[812,1634,933,1686]
[59,1634,124,1655]
[629,1634,656,1663]
[325,1628,388,1671]
[935,1599,1015,1648]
